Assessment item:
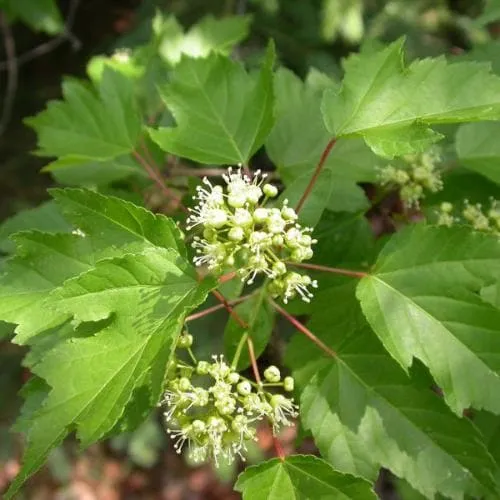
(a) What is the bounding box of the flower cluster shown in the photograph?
[377,148,443,207]
[160,334,298,466]
[436,199,500,235]
[187,168,318,303]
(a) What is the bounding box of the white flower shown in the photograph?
[269,394,299,433]
[280,272,318,304]
[186,168,318,304]
[162,348,299,467]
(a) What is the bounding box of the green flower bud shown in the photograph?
[232,208,253,228]
[179,377,191,392]
[228,226,244,242]
[246,185,263,205]
[228,191,247,208]
[227,372,240,384]
[281,206,298,221]
[264,365,281,383]
[253,207,269,223]
[237,380,252,396]
[196,361,210,375]
[272,262,287,276]
[440,202,453,213]
[263,183,278,198]
[178,332,193,349]
[272,234,284,246]
[284,376,294,392]
[191,419,206,435]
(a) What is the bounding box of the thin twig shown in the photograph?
[185,293,252,322]
[170,166,230,178]
[295,138,337,213]
[132,150,187,211]
[0,0,81,71]
[245,335,262,384]
[0,12,17,137]
[211,289,248,329]
[210,289,262,384]
[218,271,237,284]
[269,298,337,358]
[286,261,368,279]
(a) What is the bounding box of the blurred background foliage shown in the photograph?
[0,0,499,498]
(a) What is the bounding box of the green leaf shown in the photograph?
[322,39,500,157]
[51,188,186,257]
[456,122,500,185]
[462,41,500,76]
[224,288,274,370]
[149,43,275,165]
[477,0,500,25]
[357,224,500,415]
[154,13,252,66]
[43,155,145,187]
[3,0,63,34]
[268,68,378,213]
[0,189,186,343]
[6,249,214,498]
[235,455,376,500]
[287,281,500,499]
[0,201,71,253]
[278,169,333,228]
[311,211,376,268]
[26,68,142,162]
[0,232,99,343]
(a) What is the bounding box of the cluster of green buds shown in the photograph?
[186,168,318,304]
[160,333,298,466]
[377,148,443,207]
[436,199,500,234]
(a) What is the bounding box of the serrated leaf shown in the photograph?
[235,455,376,500]
[224,288,274,370]
[6,249,214,498]
[51,188,186,257]
[267,68,377,214]
[287,281,500,499]
[322,39,500,157]
[0,201,71,253]
[149,43,275,165]
[155,13,252,65]
[357,224,500,415]
[0,232,98,343]
[26,68,142,162]
[0,189,186,343]
[456,122,500,185]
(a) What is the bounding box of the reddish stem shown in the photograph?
[211,289,248,329]
[218,271,237,284]
[185,294,252,322]
[269,299,337,358]
[286,261,367,279]
[246,336,262,384]
[295,138,337,214]
[132,150,188,212]
[273,434,285,461]
[210,289,262,384]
